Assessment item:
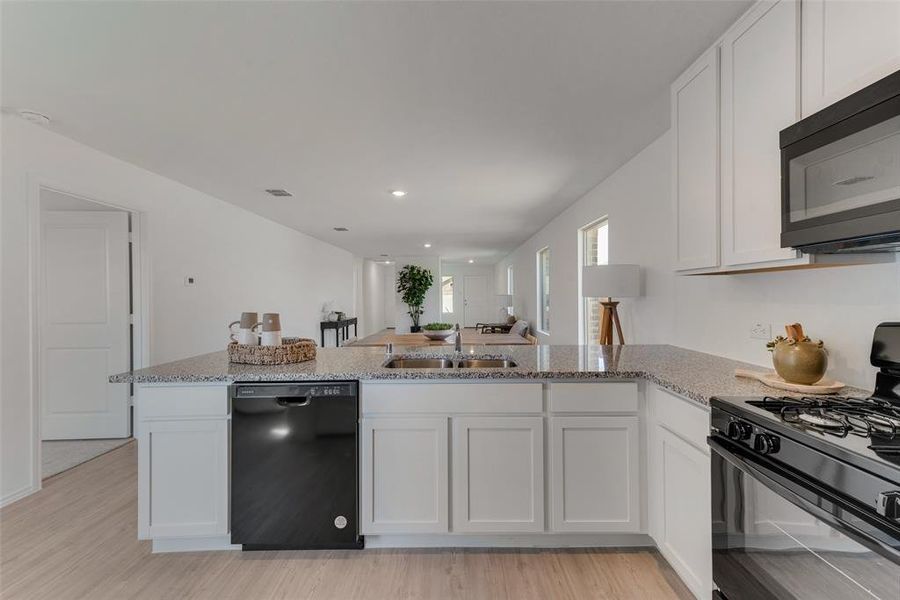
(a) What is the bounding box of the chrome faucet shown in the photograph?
[454,323,462,352]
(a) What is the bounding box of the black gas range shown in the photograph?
[709,322,900,600]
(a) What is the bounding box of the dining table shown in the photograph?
[348,328,533,347]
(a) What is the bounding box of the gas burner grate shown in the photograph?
[746,395,900,440]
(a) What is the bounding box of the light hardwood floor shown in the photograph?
[1,442,691,600]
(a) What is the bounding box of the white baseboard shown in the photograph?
[151,535,241,553]
[0,483,38,508]
[363,533,654,549]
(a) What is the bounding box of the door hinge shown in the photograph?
[129,314,134,325]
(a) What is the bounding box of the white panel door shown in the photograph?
[721,0,800,266]
[452,416,544,532]
[462,275,491,327]
[41,210,130,439]
[550,416,640,532]
[138,418,229,539]
[802,0,900,116]
[671,46,721,271]
[361,417,449,534]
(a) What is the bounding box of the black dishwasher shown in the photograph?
[230,381,362,550]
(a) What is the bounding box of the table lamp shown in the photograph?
[581,265,641,345]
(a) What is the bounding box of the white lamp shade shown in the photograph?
[582,264,641,298]
[496,294,513,306]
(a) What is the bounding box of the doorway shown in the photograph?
[37,188,137,478]
[463,275,491,327]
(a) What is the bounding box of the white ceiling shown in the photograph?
[2,1,750,263]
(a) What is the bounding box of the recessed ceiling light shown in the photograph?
[265,189,292,197]
[333,227,349,232]
[424,243,432,248]
[390,190,407,198]
[468,259,475,264]
[18,109,51,126]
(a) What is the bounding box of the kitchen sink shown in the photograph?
[382,357,518,369]
[383,358,455,369]
[457,359,518,368]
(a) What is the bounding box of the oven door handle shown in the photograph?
[708,435,900,565]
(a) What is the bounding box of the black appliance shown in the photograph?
[780,69,900,253]
[710,323,900,599]
[230,381,363,550]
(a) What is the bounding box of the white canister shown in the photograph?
[261,313,282,346]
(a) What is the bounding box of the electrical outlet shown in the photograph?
[750,322,771,340]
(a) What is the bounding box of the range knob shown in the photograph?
[727,420,753,441]
[754,433,780,455]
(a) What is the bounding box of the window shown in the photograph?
[537,247,550,333]
[580,219,609,344]
[441,276,454,314]
[506,265,514,295]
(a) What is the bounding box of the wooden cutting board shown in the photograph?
[734,369,846,395]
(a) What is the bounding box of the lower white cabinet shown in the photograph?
[550,416,640,532]
[360,417,449,534]
[452,416,544,532]
[137,418,229,539]
[648,386,712,600]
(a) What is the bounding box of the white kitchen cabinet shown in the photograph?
[721,0,802,267]
[360,417,449,534]
[135,384,230,541]
[452,416,544,532]
[550,416,640,533]
[801,0,900,117]
[647,386,711,600]
[672,45,721,271]
[137,418,229,539]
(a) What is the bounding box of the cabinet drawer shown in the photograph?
[137,385,228,419]
[361,382,542,415]
[549,382,638,413]
[650,386,709,453]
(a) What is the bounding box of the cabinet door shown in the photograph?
[802,0,900,116]
[721,0,800,267]
[360,417,449,534]
[452,416,544,533]
[550,416,640,533]
[137,419,229,539]
[672,46,720,271]
[654,426,712,600]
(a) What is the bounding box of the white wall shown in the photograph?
[496,130,900,389]
[392,256,441,332]
[440,262,497,326]
[362,259,388,336]
[1,115,357,504]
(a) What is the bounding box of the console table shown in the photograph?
[320,317,358,347]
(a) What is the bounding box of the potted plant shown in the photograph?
[396,264,434,333]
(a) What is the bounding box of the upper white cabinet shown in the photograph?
[452,416,544,533]
[721,0,801,267]
[672,46,721,271]
[672,0,898,274]
[801,0,900,116]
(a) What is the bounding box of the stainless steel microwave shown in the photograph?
[780,70,900,253]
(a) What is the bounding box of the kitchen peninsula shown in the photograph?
[112,344,867,600]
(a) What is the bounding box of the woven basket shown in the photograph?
[227,337,317,365]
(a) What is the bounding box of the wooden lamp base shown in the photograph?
[598,300,625,345]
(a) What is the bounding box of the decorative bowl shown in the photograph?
[421,329,455,341]
[771,339,828,385]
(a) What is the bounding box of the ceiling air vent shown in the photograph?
[333,227,349,232]
[265,189,292,197]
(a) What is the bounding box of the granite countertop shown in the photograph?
[109,344,869,407]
